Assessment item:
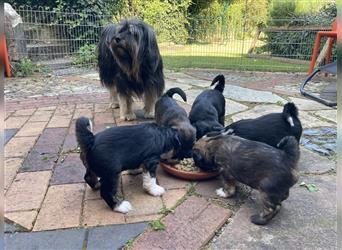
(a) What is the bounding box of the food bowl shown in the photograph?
[160,162,219,181]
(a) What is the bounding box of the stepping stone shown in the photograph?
[225,99,248,116]
[173,88,203,105]
[5,129,17,144]
[133,196,232,249]
[87,223,148,250]
[223,85,286,104]
[5,228,86,250]
[165,79,192,91]
[313,109,337,123]
[212,175,336,250]
[289,97,331,111]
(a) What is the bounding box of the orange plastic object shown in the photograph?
[1,35,11,77]
[308,19,337,74]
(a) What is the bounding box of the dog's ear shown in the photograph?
[192,149,203,163]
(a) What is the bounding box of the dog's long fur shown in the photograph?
[155,88,196,159]
[98,18,164,120]
[193,133,300,225]
[223,102,302,147]
[76,117,181,212]
[189,74,226,139]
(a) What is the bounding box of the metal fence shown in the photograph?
[5,1,336,73]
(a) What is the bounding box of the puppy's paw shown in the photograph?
[143,110,155,119]
[120,112,136,121]
[147,184,165,197]
[114,200,132,214]
[216,188,228,198]
[109,102,120,109]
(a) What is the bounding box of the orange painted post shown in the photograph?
[2,35,11,77]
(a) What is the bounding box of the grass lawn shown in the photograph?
[159,42,309,72]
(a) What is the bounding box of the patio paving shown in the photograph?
[4,69,337,249]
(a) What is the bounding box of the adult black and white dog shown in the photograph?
[223,102,302,147]
[155,87,196,160]
[75,117,181,213]
[98,18,164,121]
[189,74,226,139]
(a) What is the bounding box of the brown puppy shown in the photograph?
[155,87,196,160]
[192,133,300,225]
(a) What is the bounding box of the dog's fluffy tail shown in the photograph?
[163,87,187,102]
[282,102,299,127]
[277,136,300,166]
[75,117,95,154]
[210,74,225,92]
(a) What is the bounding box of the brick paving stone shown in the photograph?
[6,111,14,119]
[156,167,191,190]
[5,116,29,129]
[94,112,115,124]
[35,127,68,149]
[195,178,222,198]
[62,133,78,152]
[122,174,164,216]
[51,154,85,185]
[5,136,37,158]
[5,210,38,231]
[162,189,187,208]
[5,228,86,250]
[76,103,94,109]
[47,114,72,128]
[33,183,85,231]
[5,128,18,144]
[54,104,75,116]
[212,175,336,250]
[29,110,53,122]
[20,150,58,172]
[133,196,232,250]
[37,106,56,111]
[5,171,51,212]
[95,103,110,113]
[82,199,125,227]
[5,158,23,191]
[13,108,36,116]
[73,108,93,120]
[125,214,160,224]
[84,186,101,200]
[15,121,47,137]
[87,223,148,250]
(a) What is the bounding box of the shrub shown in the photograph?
[14,58,35,77]
[73,44,97,66]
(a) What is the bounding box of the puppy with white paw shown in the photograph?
[76,117,181,213]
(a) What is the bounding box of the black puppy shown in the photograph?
[223,102,302,147]
[189,74,226,139]
[193,133,300,225]
[76,117,181,213]
[155,87,196,159]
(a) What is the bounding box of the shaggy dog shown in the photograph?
[76,117,181,213]
[98,18,164,121]
[223,102,302,147]
[155,87,196,160]
[189,74,226,139]
[193,132,300,225]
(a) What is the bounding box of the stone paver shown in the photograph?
[5,129,18,144]
[83,199,125,227]
[5,228,86,250]
[212,175,336,250]
[5,158,23,191]
[133,196,232,250]
[51,154,85,185]
[157,167,191,190]
[173,88,203,105]
[5,116,29,129]
[29,110,53,122]
[13,108,36,116]
[62,133,78,152]
[94,112,115,124]
[95,103,110,113]
[289,97,332,110]
[6,211,38,231]
[225,98,249,116]
[125,214,161,224]
[313,109,337,123]
[162,189,187,209]
[47,114,72,128]
[15,121,47,137]
[223,85,286,104]
[122,174,164,217]
[20,150,58,172]
[33,184,84,231]
[87,223,148,250]
[5,171,51,212]
[73,108,94,120]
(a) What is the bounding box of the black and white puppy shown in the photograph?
[193,132,300,225]
[76,117,181,213]
[223,102,302,147]
[189,74,226,139]
[155,87,196,159]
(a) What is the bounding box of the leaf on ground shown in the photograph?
[299,182,318,192]
[149,220,166,231]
